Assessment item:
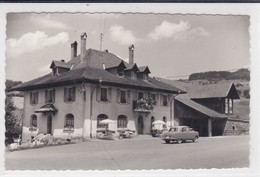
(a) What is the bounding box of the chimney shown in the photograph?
[71,41,77,60]
[129,44,134,64]
[80,32,87,62]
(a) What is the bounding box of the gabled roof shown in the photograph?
[125,63,139,71]
[176,94,228,119]
[185,83,240,99]
[157,78,240,100]
[138,66,151,74]
[12,67,186,94]
[50,60,72,69]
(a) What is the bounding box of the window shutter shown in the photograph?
[127,90,131,104]
[156,93,159,103]
[45,90,48,103]
[35,92,38,104]
[96,87,101,102]
[117,89,120,103]
[72,87,76,101]
[30,92,33,104]
[108,88,112,102]
[53,89,56,103]
[64,88,67,102]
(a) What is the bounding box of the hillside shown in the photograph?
[189,68,250,81]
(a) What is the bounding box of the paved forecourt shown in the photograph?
[5,135,249,170]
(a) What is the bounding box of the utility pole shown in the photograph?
[100,33,103,51]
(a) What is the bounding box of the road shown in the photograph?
[5,135,249,170]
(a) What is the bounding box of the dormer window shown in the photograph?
[131,70,137,79]
[143,73,148,80]
[125,63,139,79]
[117,68,124,77]
[53,67,58,76]
[50,60,72,76]
[137,66,151,80]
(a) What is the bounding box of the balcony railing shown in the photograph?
[133,98,156,112]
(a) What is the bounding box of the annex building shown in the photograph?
[13,33,185,142]
[158,78,248,137]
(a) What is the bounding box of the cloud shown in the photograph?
[6,31,69,58]
[148,20,209,41]
[38,64,51,73]
[29,14,71,30]
[109,25,137,45]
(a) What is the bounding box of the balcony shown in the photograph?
[133,98,156,113]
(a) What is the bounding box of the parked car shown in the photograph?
[161,126,199,144]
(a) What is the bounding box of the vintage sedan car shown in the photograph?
[161,126,199,144]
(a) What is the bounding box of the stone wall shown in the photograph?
[223,118,249,135]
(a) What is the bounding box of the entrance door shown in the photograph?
[47,115,52,134]
[138,116,144,134]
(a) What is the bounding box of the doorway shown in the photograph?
[47,115,52,134]
[138,116,144,134]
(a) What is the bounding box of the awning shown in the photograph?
[35,104,58,113]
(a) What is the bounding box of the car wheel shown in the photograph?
[177,139,182,144]
[165,140,170,144]
[193,136,198,143]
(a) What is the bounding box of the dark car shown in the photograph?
[161,126,199,144]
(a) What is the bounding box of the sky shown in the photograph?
[5,13,250,82]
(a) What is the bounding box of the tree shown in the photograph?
[5,79,23,92]
[5,95,17,133]
[5,80,23,145]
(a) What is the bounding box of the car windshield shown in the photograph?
[170,128,178,132]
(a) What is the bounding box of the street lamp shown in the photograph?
[90,79,102,139]
[170,90,181,127]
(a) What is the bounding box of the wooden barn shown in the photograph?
[174,83,240,136]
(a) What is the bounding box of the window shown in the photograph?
[64,87,76,102]
[52,67,57,76]
[97,114,108,128]
[143,73,148,80]
[225,98,233,114]
[138,92,144,99]
[117,115,127,128]
[117,69,124,77]
[149,93,157,105]
[65,114,74,129]
[31,115,37,127]
[117,89,130,104]
[101,88,108,102]
[162,95,168,106]
[97,87,111,102]
[131,71,137,79]
[120,90,126,103]
[30,91,38,105]
[182,127,187,132]
[229,99,233,114]
[45,89,55,103]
